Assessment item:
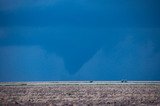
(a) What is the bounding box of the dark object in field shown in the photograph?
[90,81,93,83]
[121,80,127,83]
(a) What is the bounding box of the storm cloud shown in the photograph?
[0,0,160,81]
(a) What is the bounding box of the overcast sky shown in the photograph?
[0,0,160,81]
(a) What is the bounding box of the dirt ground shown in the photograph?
[0,84,160,106]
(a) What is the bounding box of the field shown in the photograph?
[0,81,160,106]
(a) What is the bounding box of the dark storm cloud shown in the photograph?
[0,27,160,75]
[0,46,70,81]
[75,35,160,80]
[0,0,160,27]
[0,26,111,74]
[0,0,160,80]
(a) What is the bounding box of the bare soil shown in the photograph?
[0,84,160,106]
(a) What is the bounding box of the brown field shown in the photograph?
[0,82,160,106]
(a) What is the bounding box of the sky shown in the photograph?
[0,0,160,81]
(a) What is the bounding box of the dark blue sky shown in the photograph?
[0,0,160,81]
